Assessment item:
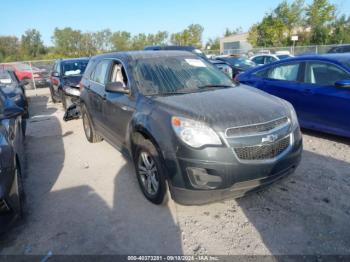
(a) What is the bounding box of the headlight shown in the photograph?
[64,87,80,97]
[282,100,299,127]
[171,117,222,148]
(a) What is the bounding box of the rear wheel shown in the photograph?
[134,136,168,205]
[81,104,102,143]
[49,85,58,103]
[61,91,71,110]
[7,161,23,217]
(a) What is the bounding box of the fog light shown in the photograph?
[187,167,222,189]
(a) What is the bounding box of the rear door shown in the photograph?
[87,60,112,135]
[299,61,350,134]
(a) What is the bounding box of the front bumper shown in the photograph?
[166,128,303,205]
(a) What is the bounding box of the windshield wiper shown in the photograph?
[197,84,234,90]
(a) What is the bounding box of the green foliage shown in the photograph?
[20,29,46,59]
[0,36,20,62]
[205,37,220,51]
[224,27,243,37]
[170,24,204,48]
[248,0,346,47]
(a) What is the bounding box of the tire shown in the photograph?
[49,85,58,103]
[22,119,27,137]
[7,160,23,218]
[61,91,69,110]
[81,104,102,143]
[133,136,168,205]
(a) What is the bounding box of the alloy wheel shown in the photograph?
[137,151,159,196]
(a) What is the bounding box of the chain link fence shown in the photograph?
[0,60,55,90]
[204,44,350,57]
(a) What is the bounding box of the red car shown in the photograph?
[0,63,49,88]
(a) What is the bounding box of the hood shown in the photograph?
[152,85,288,131]
[63,76,82,87]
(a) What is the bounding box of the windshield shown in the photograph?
[0,70,13,84]
[133,56,234,96]
[62,60,89,76]
[222,58,256,68]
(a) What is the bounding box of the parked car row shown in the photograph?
[0,69,27,233]
[0,63,50,89]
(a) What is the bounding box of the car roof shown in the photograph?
[94,50,197,60]
[144,45,196,51]
[59,57,90,62]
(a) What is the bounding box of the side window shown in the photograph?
[252,56,264,64]
[108,61,128,87]
[305,62,350,86]
[267,63,300,81]
[91,60,110,84]
[265,56,277,64]
[53,62,61,75]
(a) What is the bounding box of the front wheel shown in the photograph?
[134,137,168,205]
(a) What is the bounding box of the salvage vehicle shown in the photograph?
[238,54,350,138]
[77,51,302,205]
[49,58,89,109]
[215,56,256,80]
[144,45,233,77]
[0,70,29,117]
[0,63,49,89]
[250,53,293,66]
[0,89,25,233]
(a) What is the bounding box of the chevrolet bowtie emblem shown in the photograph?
[262,134,278,144]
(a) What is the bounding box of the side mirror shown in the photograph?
[105,82,129,94]
[335,80,350,89]
[51,72,59,77]
[0,106,24,120]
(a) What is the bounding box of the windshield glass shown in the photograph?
[222,58,255,68]
[0,70,13,84]
[62,60,89,76]
[133,56,234,96]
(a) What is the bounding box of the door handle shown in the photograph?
[121,105,134,112]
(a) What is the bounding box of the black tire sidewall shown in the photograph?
[81,104,93,142]
[134,139,167,205]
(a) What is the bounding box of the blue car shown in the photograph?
[238,54,350,138]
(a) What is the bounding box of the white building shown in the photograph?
[220,33,252,55]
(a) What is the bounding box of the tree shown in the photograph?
[274,0,304,44]
[332,15,350,44]
[20,29,45,59]
[0,36,20,62]
[170,24,204,48]
[93,29,112,52]
[52,27,84,57]
[205,37,220,50]
[224,27,243,37]
[111,31,131,51]
[305,0,336,44]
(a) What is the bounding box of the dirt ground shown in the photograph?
[0,88,349,255]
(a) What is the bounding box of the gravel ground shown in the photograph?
[0,88,349,255]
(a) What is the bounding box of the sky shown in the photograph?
[1,0,349,46]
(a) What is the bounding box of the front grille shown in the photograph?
[226,117,289,137]
[234,136,291,160]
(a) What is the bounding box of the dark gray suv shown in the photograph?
[79,51,303,205]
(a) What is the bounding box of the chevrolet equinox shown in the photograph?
[79,51,303,205]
